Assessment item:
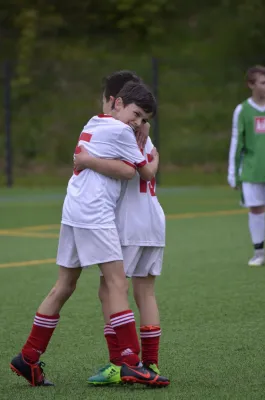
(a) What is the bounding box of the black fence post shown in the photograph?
[3,60,13,187]
[151,57,160,185]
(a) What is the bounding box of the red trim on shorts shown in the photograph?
[122,160,136,169]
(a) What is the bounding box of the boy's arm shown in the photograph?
[137,147,159,181]
[74,146,136,180]
[117,124,159,182]
[228,104,244,188]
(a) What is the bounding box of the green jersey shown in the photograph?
[228,98,265,187]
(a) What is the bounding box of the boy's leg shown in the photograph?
[11,266,82,386]
[129,247,163,369]
[133,275,161,370]
[100,259,169,386]
[10,224,82,386]
[97,245,161,367]
[242,183,265,266]
[85,227,168,386]
[87,274,127,386]
[22,266,82,361]
[82,227,139,366]
[133,275,159,326]
[98,276,122,366]
[99,260,140,366]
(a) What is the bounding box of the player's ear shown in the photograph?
[114,97,123,111]
[247,81,254,91]
[109,95,115,106]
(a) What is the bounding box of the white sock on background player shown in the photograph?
[248,212,265,246]
[248,212,265,266]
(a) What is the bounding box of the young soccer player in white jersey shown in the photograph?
[10,81,169,388]
[74,71,166,385]
[228,65,265,266]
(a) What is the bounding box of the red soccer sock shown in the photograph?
[22,313,60,363]
[104,324,122,366]
[110,310,140,366]
[140,325,161,367]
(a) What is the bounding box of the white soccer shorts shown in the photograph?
[122,246,164,277]
[56,224,123,268]
[241,182,265,208]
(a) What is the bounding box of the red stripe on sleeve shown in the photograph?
[79,132,92,142]
[147,153,153,162]
[122,160,136,169]
[136,160,147,168]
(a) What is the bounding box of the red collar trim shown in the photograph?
[98,114,113,118]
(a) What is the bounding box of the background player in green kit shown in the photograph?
[228,65,265,266]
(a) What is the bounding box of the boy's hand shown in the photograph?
[136,122,150,149]
[151,147,158,159]
[148,146,159,162]
[74,145,90,171]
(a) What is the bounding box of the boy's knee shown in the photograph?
[108,275,128,295]
[49,281,76,302]
[98,281,108,303]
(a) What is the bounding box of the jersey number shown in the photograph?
[73,132,92,176]
[139,153,156,196]
[140,178,156,196]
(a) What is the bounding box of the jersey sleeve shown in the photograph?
[145,137,154,153]
[228,104,244,187]
[116,126,147,168]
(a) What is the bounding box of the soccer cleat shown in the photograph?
[121,363,170,387]
[87,363,121,385]
[248,253,265,267]
[10,353,54,386]
[145,363,160,375]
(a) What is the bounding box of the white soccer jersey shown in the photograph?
[62,115,146,229]
[115,137,165,247]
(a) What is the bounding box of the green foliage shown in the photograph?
[12,9,38,95]
[108,0,174,38]
[0,0,264,175]
[235,0,265,64]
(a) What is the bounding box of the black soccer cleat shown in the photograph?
[120,363,170,387]
[10,353,54,387]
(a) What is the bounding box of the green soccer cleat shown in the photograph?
[147,363,160,375]
[88,363,121,385]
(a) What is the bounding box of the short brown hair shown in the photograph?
[103,70,141,101]
[246,65,265,84]
[114,81,157,117]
